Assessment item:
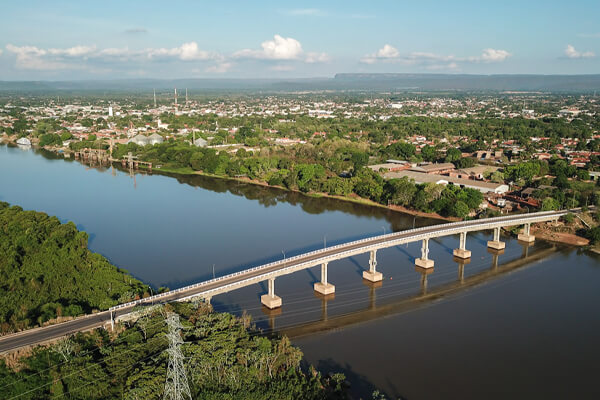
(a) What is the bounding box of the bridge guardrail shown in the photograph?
[110,209,571,312]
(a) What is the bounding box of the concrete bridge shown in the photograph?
[0,209,572,354]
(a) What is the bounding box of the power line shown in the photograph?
[3,245,523,397]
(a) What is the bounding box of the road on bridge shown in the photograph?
[0,210,569,354]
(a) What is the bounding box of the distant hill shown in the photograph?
[1,74,600,93]
[333,73,600,92]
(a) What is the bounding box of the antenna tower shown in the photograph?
[154,89,157,108]
[185,88,188,105]
[174,88,178,107]
[163,313,191,400]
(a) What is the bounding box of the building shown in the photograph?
[410,162,456,175]
[451,165,500,180]
[368,163,411,173]
[128,134,150,146]
[194,137,208,147]
[474,151,503,161]
[148,133,164,145]
[384,170,509,194]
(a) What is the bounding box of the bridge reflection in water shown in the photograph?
[254,240,554,337]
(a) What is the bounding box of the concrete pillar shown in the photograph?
[453,231,472,259]
[487,227,506,250]
[110,310,114,331]
[415,238,434,268]
[261,278,282,309]
[518,223,535,243]
[314,262,335,295]
[363,250,383,282]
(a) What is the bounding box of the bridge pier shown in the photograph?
[314,262,335,295]
[415,238,434,268]
[363,250,383,282]
[487,227,506,250]
[518,223,535,243]
[261,278,282,309]
[453,231,472,259]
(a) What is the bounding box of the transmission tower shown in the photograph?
[163,312,191,400]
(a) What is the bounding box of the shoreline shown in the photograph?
[141,165,458,222]
[2,136,455,222]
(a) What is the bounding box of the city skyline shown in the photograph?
[1,0,600,80]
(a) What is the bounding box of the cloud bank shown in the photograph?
[361,44,511,69]
[3,35,329,74]
[564,44,595,59]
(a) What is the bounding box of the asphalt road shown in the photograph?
[0,210,566,354]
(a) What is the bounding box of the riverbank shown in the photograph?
[1,137,476,223]
[530,227,589,246]
[139,164,458,222]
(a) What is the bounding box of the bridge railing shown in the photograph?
[109,209,570,312]
[184,211,571,299]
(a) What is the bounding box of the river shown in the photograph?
[1,143,599,399]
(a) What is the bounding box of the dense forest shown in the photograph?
[0,303,352,400]
[0,203,149,333]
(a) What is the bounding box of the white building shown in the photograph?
[384,170,509,194]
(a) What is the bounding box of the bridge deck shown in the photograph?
[0,209,571,354]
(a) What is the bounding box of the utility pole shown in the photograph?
[163,313,191,400]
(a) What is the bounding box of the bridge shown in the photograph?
[0,209,572,354]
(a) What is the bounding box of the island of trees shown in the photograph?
[0,202,149,334]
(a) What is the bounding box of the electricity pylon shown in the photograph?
[163,312,191,400]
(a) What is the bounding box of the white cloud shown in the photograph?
[6,44,73,70]
[233,35,328,64]
[5,38,327,73]
[305,52,330,63]
[146,42,214,61]
[48,45,96,57]
[361,44,399,64]
[361,45,511,66]
[97,47,131,57]
[205,62,232,73]
[377,44,399,59]
[235,35,303,60]
[476,48,511,62]
[5,42,222,71]
[564,44,595,59]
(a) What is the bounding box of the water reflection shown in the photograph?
[278,243,558,339]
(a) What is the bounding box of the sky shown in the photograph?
[1,0,599,80]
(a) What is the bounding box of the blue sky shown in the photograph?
[1,0,599,80]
